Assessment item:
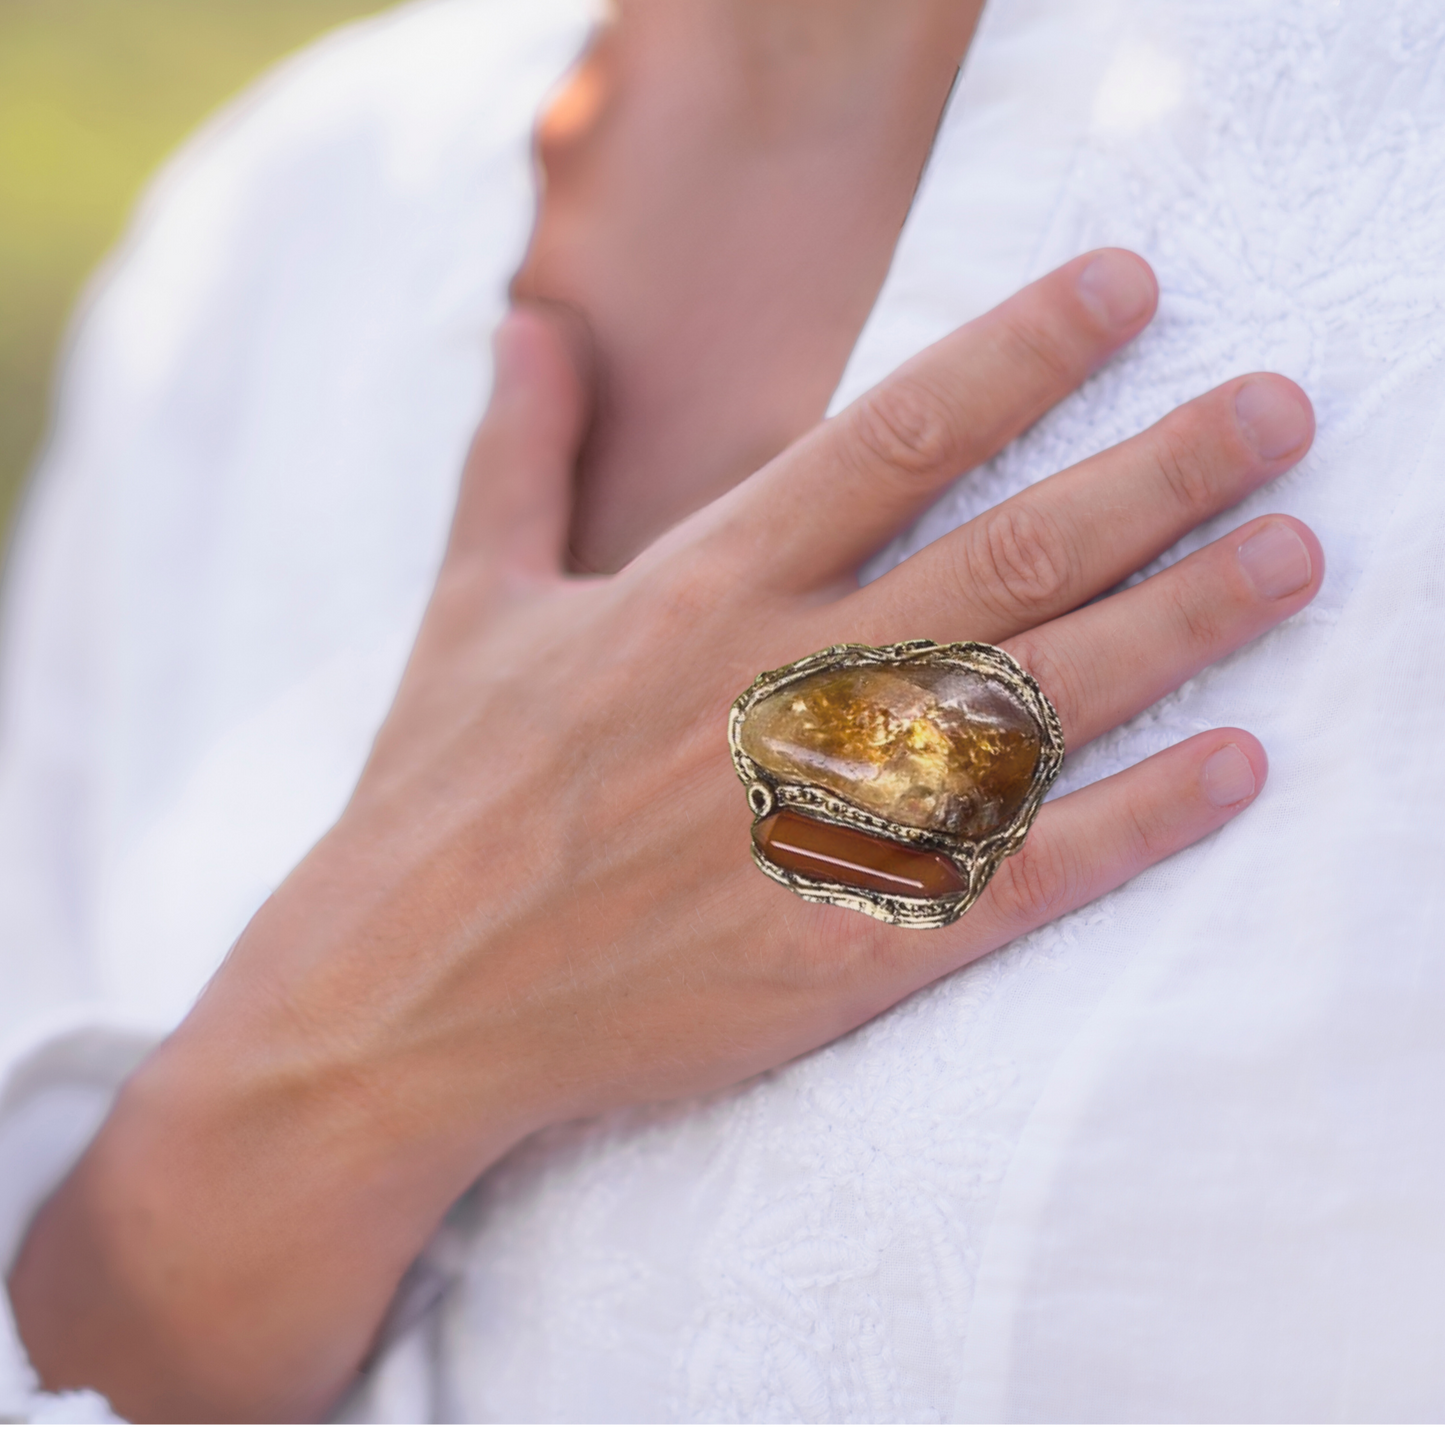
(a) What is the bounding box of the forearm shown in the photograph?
[5,825,536,1423]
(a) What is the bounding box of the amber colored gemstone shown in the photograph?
[753,809,966,899]
[739,662,1042,840]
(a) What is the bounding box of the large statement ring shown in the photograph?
[729,641,1065,929]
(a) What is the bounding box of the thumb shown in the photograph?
[446,303,593,580]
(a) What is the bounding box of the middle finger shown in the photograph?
[853,372,1313,644]
[1003,513,1323,754]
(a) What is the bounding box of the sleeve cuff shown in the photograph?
[0,1018,159,1423]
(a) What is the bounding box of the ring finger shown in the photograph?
[1004,512,1322,753]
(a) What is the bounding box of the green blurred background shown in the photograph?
[0,0,396,539]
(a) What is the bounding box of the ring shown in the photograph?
[729,641,1065,929]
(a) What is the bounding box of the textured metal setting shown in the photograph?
[729,640,1065,928]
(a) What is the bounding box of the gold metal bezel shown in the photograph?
[728,640,1065,929]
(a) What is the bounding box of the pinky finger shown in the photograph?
[945,727,1267,961]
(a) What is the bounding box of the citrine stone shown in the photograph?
[740,661,1042,840]
[754,809,966,899]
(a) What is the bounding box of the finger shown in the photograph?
[446,305,592,583]
[852,372,1314,644]
[717,249,1158,590]
[1006,515,1322,752]
[926,728,1267,969]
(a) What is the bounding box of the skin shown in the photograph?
[9,0,1323,1423]
[10,254,1320,1421]
[514,0,987,572]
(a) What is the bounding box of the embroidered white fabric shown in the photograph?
[4,0,1445,1422]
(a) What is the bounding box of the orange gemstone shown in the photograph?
[753,809,965,900]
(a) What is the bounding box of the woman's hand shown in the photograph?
[10,250,1319,1421]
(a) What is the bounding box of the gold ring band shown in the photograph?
[729,640,1065,929]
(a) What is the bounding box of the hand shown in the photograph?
[10,250,1320,1421]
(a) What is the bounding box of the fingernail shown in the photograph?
[1234,377,1312,460]
[1076,251,1155,330]
[1237,521,1312,599]
[1202,743,1258,808]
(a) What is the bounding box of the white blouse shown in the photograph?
[4,0,1445,1422]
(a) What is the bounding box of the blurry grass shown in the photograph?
[0,0,396,539]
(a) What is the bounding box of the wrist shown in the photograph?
[10,839,544,1420]
[11,1026,444,1420]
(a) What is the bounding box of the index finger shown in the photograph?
[719,249,1157,591]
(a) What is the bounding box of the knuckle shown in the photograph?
[964,504,1074,616]
[1152,420,1222,516]
[850,377,960,482]
[1117,796,1168,869]
[1000,312,1081,392]
[1168,572,1227,655]
[991,832,1077,931]
[657,560,730,632]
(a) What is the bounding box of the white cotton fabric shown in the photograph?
[3,0,1445,1422]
